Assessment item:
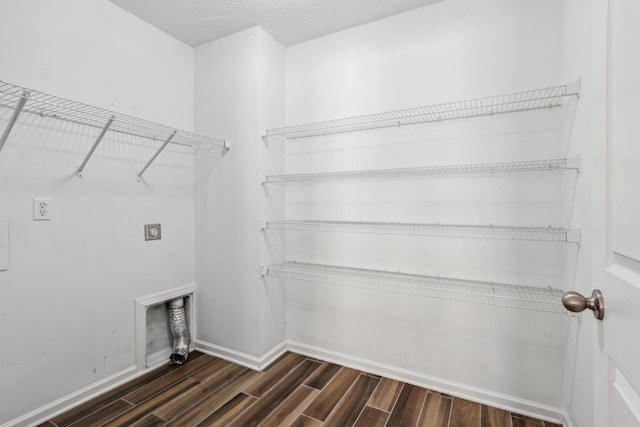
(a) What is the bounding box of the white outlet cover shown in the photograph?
[33,198,51,221]
[0,219,8,271]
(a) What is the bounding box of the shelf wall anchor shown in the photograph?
[76,116,115,178]
[567,229,582,246]
[567,154,581,172]
[567,78,582,97]
[0,90,30,153]
[137,130,177,181]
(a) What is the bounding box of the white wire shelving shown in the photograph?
[263,82,580,140]
[263,261,566,314]
[0,80,230,179]
[263,220,581,244]
[263,157,580,183]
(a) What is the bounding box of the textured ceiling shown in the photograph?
[108,0,443,47]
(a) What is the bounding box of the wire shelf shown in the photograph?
[264,82,580,139]
[263,157,580,183]
[264,220,581,243]
[0,80,228,148]
[264,261,566,314]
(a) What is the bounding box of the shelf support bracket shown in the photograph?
[137,130,177,181]
[567,154,581,172]
[76,116,115,178]
[0,91,30,153]
[567,79,581,97]
[567,229,582,246]
[260,266,268,277]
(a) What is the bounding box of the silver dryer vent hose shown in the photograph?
[168,297,190,365]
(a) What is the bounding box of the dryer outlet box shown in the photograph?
[145,224,161,241]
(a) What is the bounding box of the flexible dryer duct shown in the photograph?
[167,297,190,365]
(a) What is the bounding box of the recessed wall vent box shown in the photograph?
[0,219,8,271]
[135,286,195,370]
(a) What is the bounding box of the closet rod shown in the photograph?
[0,90,29,153]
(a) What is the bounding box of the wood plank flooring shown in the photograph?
[40,352,562,427]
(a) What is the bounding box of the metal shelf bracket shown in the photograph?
[260,219,267,230]
[137,130,177,181]
[76,116,115,178]
[566,154,581,172]
[260,266,268,277]
[567,229,582,246]
[567,78,582,97]
[0,90,30,153]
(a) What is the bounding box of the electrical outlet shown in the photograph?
[144,224,161,241]
[33,198,51,221]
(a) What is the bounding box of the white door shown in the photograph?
[592,0,640,425]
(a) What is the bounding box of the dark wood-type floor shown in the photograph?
[39,351,562,427]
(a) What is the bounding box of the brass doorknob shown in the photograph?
[562,289,604,320]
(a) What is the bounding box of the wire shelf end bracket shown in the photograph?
[567,229,582,247]
[566,154,581,173]
[566,78,581,98]
[0,90,29,153]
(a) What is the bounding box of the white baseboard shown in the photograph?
[2,366,137,427]
[562,412,575,427]
[195,340,288,371]
[287,341,566,425]
[4,340,568,427]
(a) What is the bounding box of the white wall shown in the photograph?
[0,0,195,424]
[194,27,286,362]
[282,0,573,415]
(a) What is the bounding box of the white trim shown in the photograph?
[286,341,566,425]
[195,340,287,371]
[4,339,569,426]
[2,365,137,427]
[134,285,197,307]
[562,410,575,427]
[134,285,196,371]
[258,342,289,370]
